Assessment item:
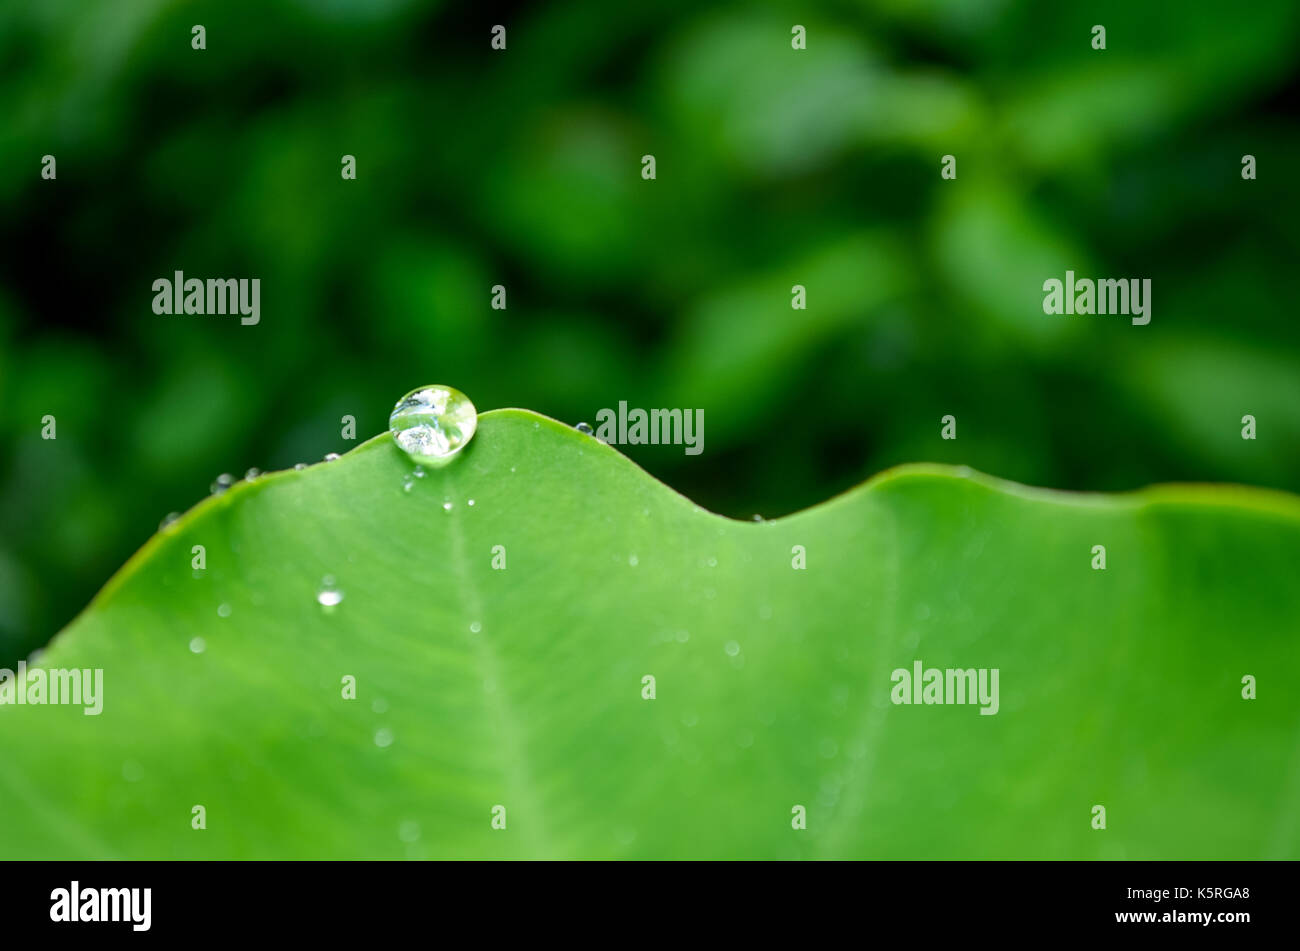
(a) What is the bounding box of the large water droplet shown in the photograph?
[210,473,234,495]
[324,452,340,462]
[245,468,262,481]
[575,421,593,435]
[159,512,180,531]
[390,385,477,463]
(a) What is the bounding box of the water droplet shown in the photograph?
[324,452,340,462]
[189,637,206,654]
[217,603,232,618]
[210,473,234,495]
[750,514,763,522]
[467,498,475,507]
[724,640,741,657]
[374,728,394,748]
[245,468,262,481]
[159,512,180,531]
[317,576,344,608]
[389,385,477,462]
[372,698,388,714]
[413,466,426,478]
[575,421,593,435]
[706,557,718,568]
[402,476,416,493]
[469,621,482,633]
[628,554,638,567]
[442,501,453,511]
[294,463,307,471]
[675,630,690,643]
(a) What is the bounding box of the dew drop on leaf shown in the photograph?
[317,576,344,609]
[389,385,477,462]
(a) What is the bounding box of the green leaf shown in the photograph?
[2,409,1297,858]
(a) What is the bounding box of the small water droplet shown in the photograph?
[245,468,262,481]
[706,556,718,568]
[374,728,394,748]
[628,554,638,567]
[750,514,763,522]
[210,473,234,495]
[324,452,340,462]
[189,637,206,654]
[372,698,388,714]
[402,476,415,493]
[442,501,453,511]
[469,621,482,633]
[159,512,180,531]
[575,421,593,435]
[467,498,475,507]
[317,577,344,608]
[675,630,690,643]
[217,603,232,618]
[294,463,307,471]
[390,385,477,462]
[724,640,741,656]
[413,466,426,478]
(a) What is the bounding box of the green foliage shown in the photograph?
[1,411,1296,858]
[1,1,1298,674]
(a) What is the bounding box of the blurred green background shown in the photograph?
[1,0,1298,664]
